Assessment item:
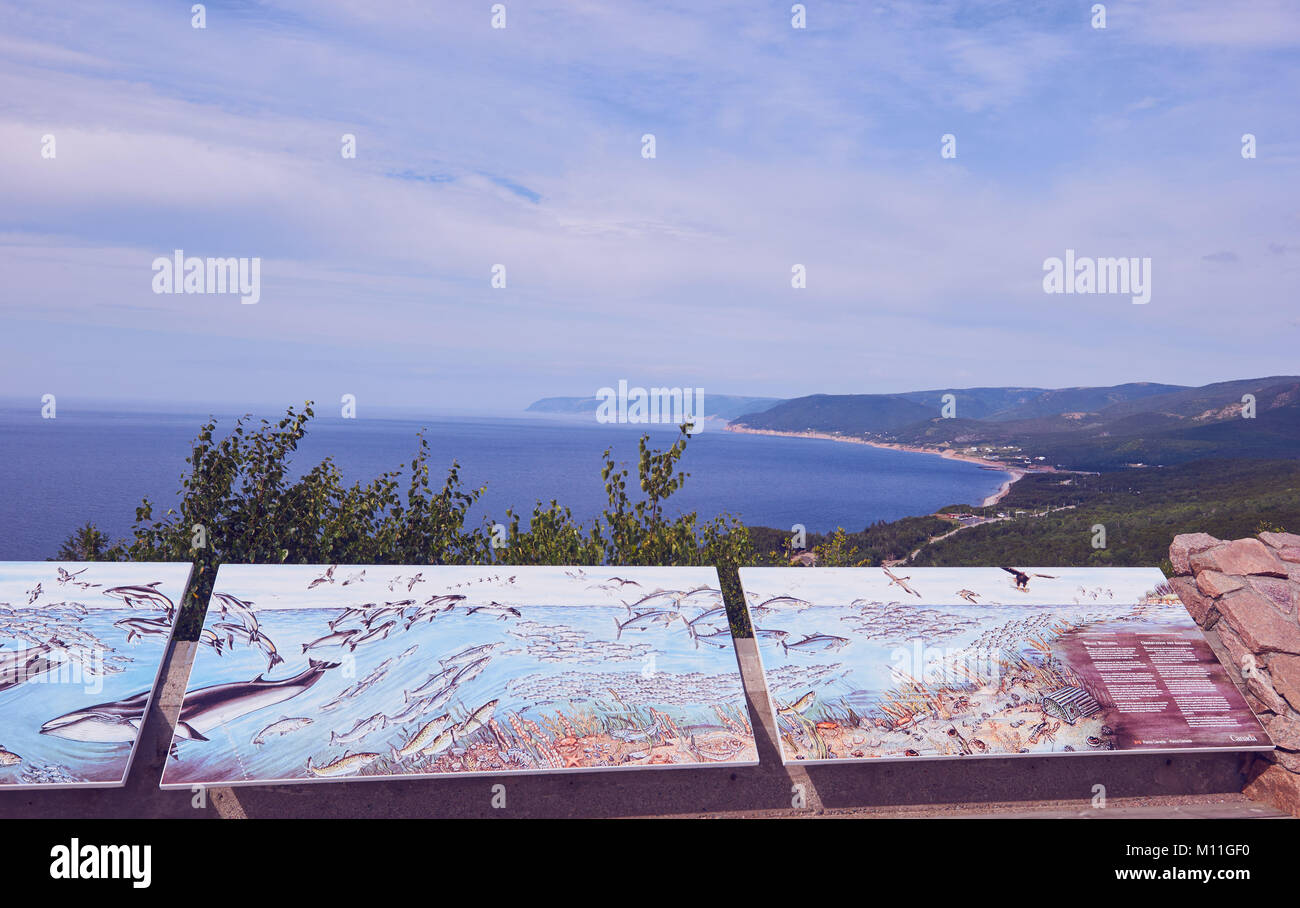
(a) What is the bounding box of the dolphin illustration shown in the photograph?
[171,658,339,742]
[39,688,153,744]
[103,582,176,620]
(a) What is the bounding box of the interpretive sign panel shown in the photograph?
[160,564,756,787]
[738,566,1271,763]
[0,561,191,788]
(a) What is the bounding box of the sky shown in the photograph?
[1,0,1297,414]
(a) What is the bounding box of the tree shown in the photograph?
[55,522,111,561]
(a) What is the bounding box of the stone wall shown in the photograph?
[1169,531,1300,817]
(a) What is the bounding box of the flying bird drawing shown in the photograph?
[308,565,337,589]
[1000,567,1057,591]
[882,567,921,598]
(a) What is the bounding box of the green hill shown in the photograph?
[909,459,1300,570]
[731,393,935,434]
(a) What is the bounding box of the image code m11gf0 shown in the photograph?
[1197,845,1250,857]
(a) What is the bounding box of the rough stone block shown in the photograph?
[1191,538,1288,578]
[1171,576,1217,627]
[1217,588,1300,655]
[1243,764,1300,817]
[1270,653,1300,713]
[1259,531,1300,550]
[1196,570,1245,599]
[1170,532,1223,575]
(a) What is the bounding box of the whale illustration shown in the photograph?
[39,688,153,744]
[171,658,339,742]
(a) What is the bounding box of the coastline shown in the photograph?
[723,424,1039,507]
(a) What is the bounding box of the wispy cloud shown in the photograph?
[0,0,1297,409]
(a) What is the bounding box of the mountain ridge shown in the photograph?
[726,376,1300,471]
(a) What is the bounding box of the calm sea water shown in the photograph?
[0,408,1008,560]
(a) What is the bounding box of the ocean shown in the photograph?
[0,407,1009,560]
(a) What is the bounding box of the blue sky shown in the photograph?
[1,0,1297,413]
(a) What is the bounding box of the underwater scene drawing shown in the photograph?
[0,561,191,788]
[160,565,757,786]
[739,566,1271,764]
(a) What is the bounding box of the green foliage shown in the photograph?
[910,459,1300,571]
[495,425,755,635]
[748,515,952,566]
[55,522,111,561]
[812,528,870,567]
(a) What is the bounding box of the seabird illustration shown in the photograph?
[1000,567,1057,591]
[307,565,337,589]
[882,567,921,598]
[956,589,979,603]
[57,567,82,583]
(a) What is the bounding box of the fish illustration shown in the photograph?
[409,665,460,697]
[691,629,734,650]
[391,713,454,761]
[450,657,490,687]
[757,595,811,610]
[621,590,683,615]
[251,716,314,747]
[171,659,339,742]
[777,691,816,715]
[330,712,388,747]
[306,751,380,777]
[438,642,501,667]
[418,730,456,759]
[386,695,439,725]
[781,633,849,655]
[454,700,498,741]
[614,610,681,639]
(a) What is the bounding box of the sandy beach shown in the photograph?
[724,424,1041,506]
